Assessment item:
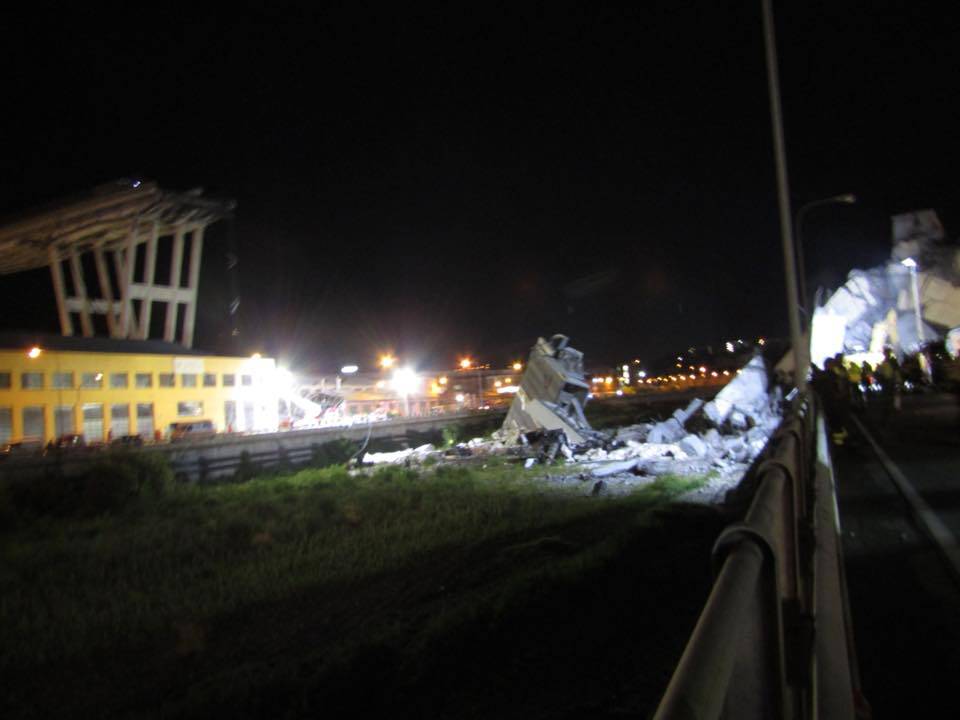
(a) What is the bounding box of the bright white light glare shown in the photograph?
[341,365,359,374]
[726,342,735,353]
[901,257,917,268]
[699,366,706,373]
[455,393,465,403]
[615,390,623,396]
[638,371,647,378]
[512,362,522,371]
[27,346,41,358]
[496,385,519,394]
[392,368,419,396]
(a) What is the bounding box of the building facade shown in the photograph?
[0,336,278,446]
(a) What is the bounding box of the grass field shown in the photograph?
[1,450,728,719]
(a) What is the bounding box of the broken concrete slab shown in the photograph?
[499,334,606,446]
[672,397,704,426]
[703,355,768,426]
[647,418,684,444]
[679,434,709,458]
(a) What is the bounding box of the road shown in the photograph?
[834,391,960,718]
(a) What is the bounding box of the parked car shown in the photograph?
[110,434,144,448]
[51,433,87,451]
[169,420,216,442]
[1,440,44,459]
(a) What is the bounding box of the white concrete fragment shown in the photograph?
[362,443,435,465]
[703,355,768,425]
[590,459,641,477]
[679,434,709,458]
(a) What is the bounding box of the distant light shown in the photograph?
[494,380,502,387]
[699,366,706,373]
[251,352,262,359]
[95,373,103,381]
[689,374,696,380]
[455,393,465,403]
[758,338,766,346]
[341,365,359,374]
[622,365,629,372]
[676,363,682,368]
[512,362,522,371]
[375,380,386,389]
[27,346,41,359]
[723,370,730,376]
[438,376,448,385]
[689,366,695,371]
[711,371,719,377]
[460,358,473,370]
[391,367,419,396]
[604,377,613,384]
[615,390,623,396]
[379,354,396,369]
[132,180,141,188]
[677,356,683,361]
[726,342,735,353]
[496,385,519,394]
[901,257,917,269]
[638,371,647,378]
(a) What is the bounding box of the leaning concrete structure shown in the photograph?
[0,179,234,348]
[500,334,599,445]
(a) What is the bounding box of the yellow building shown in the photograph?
[0,334,279,446]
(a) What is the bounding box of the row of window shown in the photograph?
[0,403,154,443]
[0,399,258,444]
[0,371,256,391]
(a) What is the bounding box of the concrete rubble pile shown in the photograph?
[809,209,960,365]
[361,334,784,506]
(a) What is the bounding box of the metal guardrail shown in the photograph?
[654,393,859,720]
[0,410,506,483]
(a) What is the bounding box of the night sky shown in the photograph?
[2,3,957,372]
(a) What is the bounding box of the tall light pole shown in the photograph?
[762,0,805,389]
[795,193,857,322]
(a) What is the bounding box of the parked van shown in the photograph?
[169,420,216,442]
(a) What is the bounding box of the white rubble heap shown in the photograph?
[361,354,783,506]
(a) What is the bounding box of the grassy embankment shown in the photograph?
[1,437,725,718]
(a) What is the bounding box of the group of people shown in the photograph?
[811,348,903,445]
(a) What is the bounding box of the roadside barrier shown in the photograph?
[654,393,860,720]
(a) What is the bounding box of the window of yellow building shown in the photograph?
[111,404,130,437]
[178,401,203,417]
[241,374,253,386]
[223,374,236,387]
[110,373,128,388]
[136,403,154,438]
[55,406,74,436]
[0,372,10,389]
[80,372,103,389]
[22,372,43,389]
[22,406,44,439]
[203,373,217,387]
[181,374,198,388]
[159,373,175,388]
[0,407,12,444]
[135,373,152,388]
[53,372,74,389]
[82,403,104,440]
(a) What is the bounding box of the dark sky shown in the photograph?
[2,2,957,372]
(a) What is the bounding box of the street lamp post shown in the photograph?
[795,193,857,323]
[762,0,806,389]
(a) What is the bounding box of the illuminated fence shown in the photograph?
[654,394,860,720]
